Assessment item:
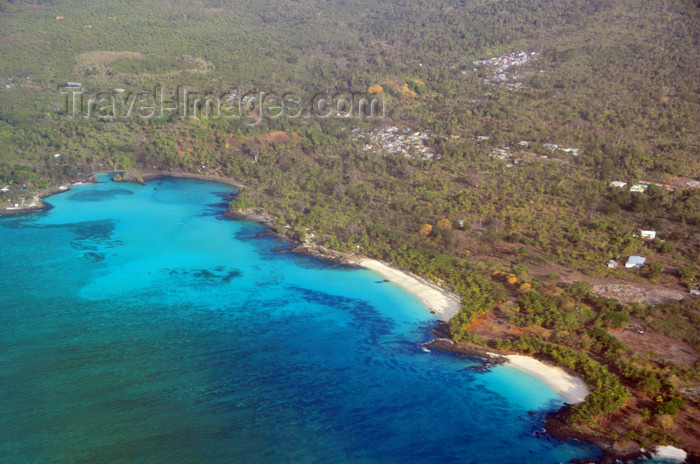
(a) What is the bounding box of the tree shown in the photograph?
[368,84,384,95]
[418,223,433,237]
[655,396,685,417]
[644,262,664,279]
[437,218,452,230]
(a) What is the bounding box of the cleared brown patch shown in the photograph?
[258,131,290,144]
[469,312,548,343]
[609,324,699,368]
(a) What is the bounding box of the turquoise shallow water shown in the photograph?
[0,175,640,463]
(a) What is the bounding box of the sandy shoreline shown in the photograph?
[0,173,587,405]
[505,354,590,404]
[356,258,461,322]
[653,445,688,462]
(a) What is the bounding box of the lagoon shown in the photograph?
[0,176,605,463]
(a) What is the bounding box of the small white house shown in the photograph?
[626,256,646,269]
[630,184,648,193]
[1,186,9,193]
[53,153,61,158]
[607,260,618,268]
[610,181,627,188]
[639,230,656,240]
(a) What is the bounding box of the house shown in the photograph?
[690,285,700,297]
[625,256,646,269]
[1,186,9,193]
[686,181,700,189]
[630,184,648,193]
[610,181,627,188]
[53,153,61,159]
[561,148,579,156]
[607,260,618,268]
[639,230,656,240]
[66,82,82,88]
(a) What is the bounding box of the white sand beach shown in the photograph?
[357,258,461,322]
[505,355,590,404]
[653,445,688,462]
[357,258,592,404]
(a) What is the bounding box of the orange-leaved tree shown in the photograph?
[368,84,384,95]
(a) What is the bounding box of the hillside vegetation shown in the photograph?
[1,0,699,455]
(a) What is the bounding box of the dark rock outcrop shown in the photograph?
[113,170,145,185]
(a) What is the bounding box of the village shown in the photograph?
[469,135,698,297]
[470,50,541,90]
[476,137,581,168]
[353,126,436,160]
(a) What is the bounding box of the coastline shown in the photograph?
[355,258,461,322]
[140,171,246,189]
[226,209,463,323]
[504,354,590,404]
[654,445,689,462]
[424,323,590,404]
[0,174,97,216]
[8,171,694,463]
[0,170,244,217]
[429,326,698,463]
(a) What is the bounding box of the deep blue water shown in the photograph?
[0,175,639,463]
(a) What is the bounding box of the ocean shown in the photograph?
[0,175,664,463]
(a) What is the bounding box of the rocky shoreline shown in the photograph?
[7,171,694,463]
[423,322,508,366]
[545,405,651,464]
[0,169,248,217]
[140,170,246,189]
[0,173,97,216]
[221,207,697,463]
[424,322,697,463]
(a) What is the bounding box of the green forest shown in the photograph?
[1,0,699,455]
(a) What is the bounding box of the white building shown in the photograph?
[610,181,627,188]
[561,148,579,156]
[639,230,656,240]
[625,256,646,269]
